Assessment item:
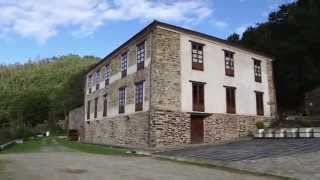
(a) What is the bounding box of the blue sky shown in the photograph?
[0,0,294,64]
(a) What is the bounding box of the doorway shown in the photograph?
[191,116,204,144]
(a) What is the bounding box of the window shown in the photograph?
[87,101,91,120]
[256,91,264,115]
[224,50,234,77]
[94,97,98,118]
[191,42,204,71]
[137,41,145,70]
[225,86,236,114]
[88,75,92,94]
[103,95,107,117]
[121,52,128,78]
[135,81,144,111]
[192,82,205,112]
[104,64,111,86]
[95,70,100,90]
[119,87,126,114]
[254,59,262,83]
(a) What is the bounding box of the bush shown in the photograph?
[0,129,15,144]
[15,128,36,140]
[255,121,265,129]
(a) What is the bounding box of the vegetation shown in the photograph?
[57,139,128,155]
[227,0,320,113]
[255,121,265,129]
[0,138,51,154]
[0,55,98,141]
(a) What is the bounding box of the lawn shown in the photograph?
[0,137,129,156]
[0,137,53,154]
[56,139,128,155]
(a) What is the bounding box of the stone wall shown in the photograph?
[148,26,185,147]
[204,113,265,143]
[68,106,84,130]
[266,61,277,117]
[150,27,181,111]
[83,111,149,147]
[149,111,191,147]
[83,31,152,147]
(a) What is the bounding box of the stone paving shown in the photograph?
[159,139,320,161]
[158,139,320,180]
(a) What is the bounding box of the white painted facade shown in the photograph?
[179,33,273,117]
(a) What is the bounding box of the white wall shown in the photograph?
[180,33,272,117]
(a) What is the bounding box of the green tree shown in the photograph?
[231,0,320,112]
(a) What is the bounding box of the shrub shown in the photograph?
[0,129,15,144]
[255,121,265,129]
[15,128,36,140]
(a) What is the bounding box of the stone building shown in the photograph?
[68,106,84,140]
[83,20,277,148]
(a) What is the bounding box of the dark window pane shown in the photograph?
[254,59,262,83]
[135,81,144,111]
[224,51,234,77]
[87,101,90,120]
[256,92,264,115]
[226,87,236,114]
[103,95,107,117]
[94,98,98,118]
[192,83,205,112]
[191,42,204,71]
[119,88,125,113]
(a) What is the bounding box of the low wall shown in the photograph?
[83,111,149,148]
[204,113,266,143]
[149,111,267,148]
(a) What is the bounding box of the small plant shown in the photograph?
[255,121,265,129]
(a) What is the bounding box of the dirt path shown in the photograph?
[0,141,283,180]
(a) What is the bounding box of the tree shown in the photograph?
[227,33,240,43]
[0,54,99,132]
[232,0,320,112]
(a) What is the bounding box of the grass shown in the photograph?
[0,137,53,154]
[0,136,129,156]
[56,139,128,156]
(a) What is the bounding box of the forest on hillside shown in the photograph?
[228,0,320,113]
[0,55,98,140]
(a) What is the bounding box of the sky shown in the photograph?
[0,0,295,64]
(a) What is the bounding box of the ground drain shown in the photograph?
[61,167,88,174]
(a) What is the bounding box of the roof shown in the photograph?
[87,20,273,74]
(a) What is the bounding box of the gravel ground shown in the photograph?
[0,151,281,180]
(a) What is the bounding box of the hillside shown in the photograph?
[0,55,99,133]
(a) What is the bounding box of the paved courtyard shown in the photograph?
[0,140,281,180]
[158,138,320,180]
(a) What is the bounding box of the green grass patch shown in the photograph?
[0,137,53,154]
[57,139,128,156]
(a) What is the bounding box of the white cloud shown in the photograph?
[0,0,212,43]
[212,20,229,29]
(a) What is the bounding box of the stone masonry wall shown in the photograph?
[149,26,184,147]
[266,60,277,117]
[204,113,265,144]
[83,111,149,147]
[150,27,181,111]
[68,106,84,130]
[149,111,191,147]
[83,32,152,147]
